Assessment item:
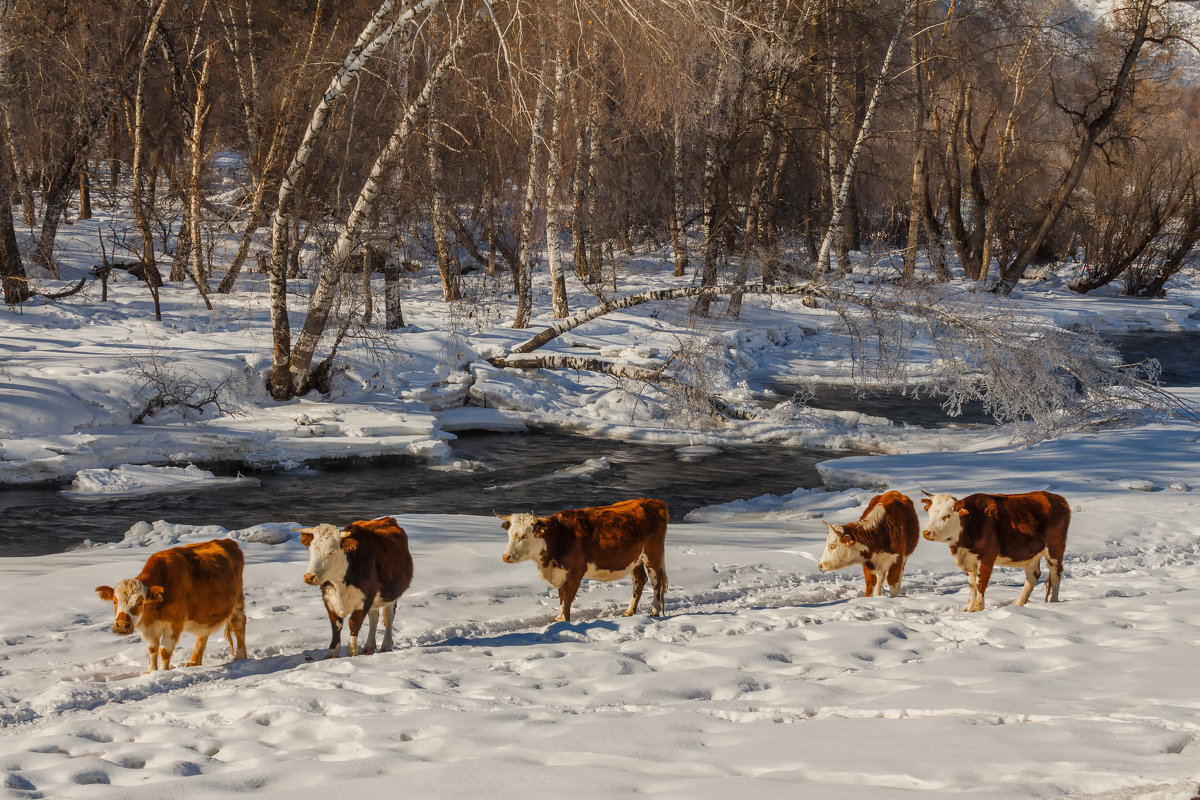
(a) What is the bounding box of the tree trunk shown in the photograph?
[427,95,461,302]
[287,14,477,394]
[188,46,214,306]
[545,45,569,319]
[130,0,170,278]
[994,0,1155,296]
[585,97,603,284]
[266,0,443,398]
[570,79,589,279]
[384,259,405,328]
[514,59,551,329]
[0,122,29,303]
[816,0,912,274]
[693,60,735,317]
[670,110,688,278]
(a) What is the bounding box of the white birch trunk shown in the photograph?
[288,14,477,392]
[265,0,442,397]
[513,58,552,329]
[816,0,913,274]
[545,46,569,319]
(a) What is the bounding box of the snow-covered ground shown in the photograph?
[2,209,1200,797]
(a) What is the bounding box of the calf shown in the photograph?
[818,490,920,597]
[96,538,247,672]
[299,516,413,658]
[500,498,669,623]
[920,490,1070,612]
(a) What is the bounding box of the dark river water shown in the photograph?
[0,433,848,556]
[2,331,1195,557]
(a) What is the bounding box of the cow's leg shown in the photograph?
[325,605,343,659]
[227,593,248,660]
[556,574,582,622]
[624,563,648,616]
[862,564,878,597]
[379,601,397,652]
[963,568,979,612]
[887,556,905,598]
[1016,559,1042,606]
[361,607,380,656]
[346,609,367,656]
[146,638,160,673]
[1045,555,1063,602]
[187,634,209,667]
[159,624,182,669]
[648,563,668,617]
[968,560,993,612]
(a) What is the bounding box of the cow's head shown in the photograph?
[298,523,354,586]
[500,513,548,564]
[920,491,967,544]
[95,579,163,635]
[818,521,866,572]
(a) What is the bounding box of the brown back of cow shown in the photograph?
[341,517,414,602]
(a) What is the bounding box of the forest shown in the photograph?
[0,0,1196,404]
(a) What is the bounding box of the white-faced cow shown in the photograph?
[96,538,248,672]
[299,516,413,658]
[500,498,669,623]
[920,490,1070,612]
[818,490,920,597]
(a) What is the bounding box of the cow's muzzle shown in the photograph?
[501,554,514,563]
[113,615,133,635]
[302,572,319,585]
[921,530,934,540]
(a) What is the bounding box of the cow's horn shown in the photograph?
[295,527,317,534]
[920,489,935,498]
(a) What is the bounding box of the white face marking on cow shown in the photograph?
[103,579,151,634]
[921,494,963,545]
[501,513,548,565]
[302,523,350,586]
[817,523,866,572]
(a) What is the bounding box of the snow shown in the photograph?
[62,464,260,500]
[2,211,1200,797]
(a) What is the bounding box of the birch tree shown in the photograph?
[815,0,913,274]
[264,0,444,399]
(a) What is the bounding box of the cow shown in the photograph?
[920,490,1070,612]
[95,538,248,672]
[500,498,669,623]
[818,490,920,597]
[299,516,413,658]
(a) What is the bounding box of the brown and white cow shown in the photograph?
[500,498,669,623]
[818,490,920,597]
[920,490,1070,612]
[96,538,248,672]
[299,516,413,658]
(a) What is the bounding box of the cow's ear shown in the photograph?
[340,535,359,552]
[957,508,970,518]
[96,586,115,602]
[298,531,314,547]
[920,498,932,511]
[839,533,855,546]
[500,519,511,531]
[533,519,550,537]
[148,586,165,603]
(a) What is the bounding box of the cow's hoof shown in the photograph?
[325,651,341,660]
[379,644,393,653]
[185,660,202,667]
[361,647,375,656]
[621,610,636,617]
